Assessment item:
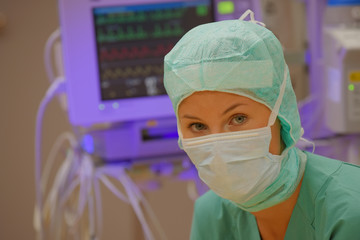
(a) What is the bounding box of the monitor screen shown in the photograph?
[93,1,213,101]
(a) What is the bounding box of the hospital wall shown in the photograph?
[0,0,194,239]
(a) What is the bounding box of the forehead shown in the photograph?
[179,91,264,109]
[177,91,272,119]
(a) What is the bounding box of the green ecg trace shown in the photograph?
[95,9,186,25]
[152,24,184,38]
[97,26,149,42]
[97,24,184,43]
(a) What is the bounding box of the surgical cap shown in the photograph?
[163,16,302,148]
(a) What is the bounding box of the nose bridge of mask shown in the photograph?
[209,141,228,174]
[267,66,288,127]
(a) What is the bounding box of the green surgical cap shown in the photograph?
[163,15,302,148]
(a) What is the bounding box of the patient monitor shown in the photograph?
[58,0,213,126]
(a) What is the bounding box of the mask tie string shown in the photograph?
[239,9,266,27]
[299,128,316,153]
[267,65,288,127]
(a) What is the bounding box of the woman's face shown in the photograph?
[178,91,284,155]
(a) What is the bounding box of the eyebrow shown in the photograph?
[181,115,203,120]
[222,103,246,115]
[181,103,246,120]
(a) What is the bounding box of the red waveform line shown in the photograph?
[100,43,174,61]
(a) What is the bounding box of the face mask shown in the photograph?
[180,67,307,212]
[182,126,283,204]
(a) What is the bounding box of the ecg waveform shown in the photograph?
[100,44,174,62]
[95,9,186,25]
[101,65,163,80]
[96,24,184,43]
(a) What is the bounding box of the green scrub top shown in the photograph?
[190,150,360,239]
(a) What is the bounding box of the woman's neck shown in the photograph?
[251,177,303,240]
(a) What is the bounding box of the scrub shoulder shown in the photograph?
[190,190,260,240]
[303,152,360,239]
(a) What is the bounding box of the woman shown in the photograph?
[163,10,360,240]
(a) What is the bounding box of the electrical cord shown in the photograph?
[97,174,129,203]
[36,127,169,240]
[44,28,61,83]
[34,77,66,240]
[118,170,155,240]
[92,173,103,239]
[99,165,168,240]
[130,176,167,240]
[41,132,76,195]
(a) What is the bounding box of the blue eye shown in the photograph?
[231,115,247,125]
[190,123,207,131]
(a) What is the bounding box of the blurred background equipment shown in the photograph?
[323,3,360,133]
[299,0,360,164]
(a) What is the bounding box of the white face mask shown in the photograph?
[182,126,284,203]
[179,67,291,208]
